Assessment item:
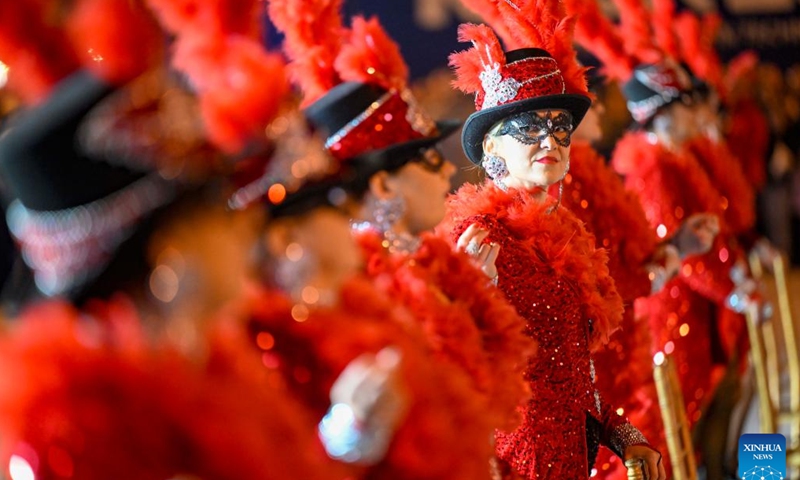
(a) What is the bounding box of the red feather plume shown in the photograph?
[65,0,163,84]
[0,0,80,104]
[675,10,723,94]
[495,0,588,96]
[566,0,636,81]
[335,16,409,92]
[449,23,505,95]
[268,0,344,106]
[651,0,679,60]
[458,0,516,47]
[612,0,662,64]
[147,0,288,154]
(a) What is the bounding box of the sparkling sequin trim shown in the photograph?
[7,175,176,296]
[325,91,394,150]
[609,423,649,455]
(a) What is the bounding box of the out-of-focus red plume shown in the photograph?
[612,0,662,64]
[566,0,636,81]
[459,0,516,47]
[66,0,164,84]
[449,23,505,95]
[0,1,80,104]
[148,0,288,154]
[268,0,344,106]
[335,16,409,92]
[651,0,679,59]
[147,0,259,39]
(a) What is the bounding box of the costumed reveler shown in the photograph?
[440,0,665,478]
[267,0,534,446]
[0,0,341,478]
[570,0,753,439]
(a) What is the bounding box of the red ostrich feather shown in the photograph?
[0,0,80,104]
[147,0,288,154]
[612,0,663,64]
[458,0,516,47]
[565,0,636,82]
[65,0,163,84]
[268,0,344,105]
[451,0,588,97]
[651,0,679,60]
[335,16,409,92]
[449,23,506,95]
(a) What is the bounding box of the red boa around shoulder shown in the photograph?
[439,180,624,352]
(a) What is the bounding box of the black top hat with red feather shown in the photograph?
[449,1,592,164]
[268,2,460,177]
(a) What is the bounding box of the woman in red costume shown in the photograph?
[0,0,339,477]
[440,1,665,478]
[267,0,533,437]
[235,108,498,479]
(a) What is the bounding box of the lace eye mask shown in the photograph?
[497,110,574,147]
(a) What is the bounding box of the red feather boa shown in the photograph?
[0,296,337,480]
[438,180,623,351]
[356,230,533,432]
[684,135,755,235]
[247,277,495,480]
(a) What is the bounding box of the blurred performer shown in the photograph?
[440,0,665,478]
[267,0,533,440]
[571,0,753,440]
[0,0,338,478]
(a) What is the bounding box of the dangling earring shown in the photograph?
[368,195,406,234]
[548,158,570,214]
[366,195,419,254]
[481,154,509,190]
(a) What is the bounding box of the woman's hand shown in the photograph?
[624,445,666,480]
[674,213,720,258]
[457,223,501,282]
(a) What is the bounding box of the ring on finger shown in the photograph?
[466,240,480,256]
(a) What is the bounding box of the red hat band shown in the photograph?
[325,90,438,161]
[476,56,565,111]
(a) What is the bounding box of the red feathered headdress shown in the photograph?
[147,0,289,154]
[450,0,592,163]
[451,0,589,103]
[268,0,450,163]
[675,11,724,96]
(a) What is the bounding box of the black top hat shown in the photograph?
[0,71,177,297]
[303,82,461,173]
[460,48,592,165]
[0,72,147,212]
[622,63,691,125]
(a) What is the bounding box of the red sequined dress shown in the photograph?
[0,296,338,480]
[356,230,533,432]
[612,131,734,424]
[247,276,494,480]
[439,180,647,480]
[557,140,668,479]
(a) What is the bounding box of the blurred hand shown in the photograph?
[674,213,719,258]
[330,347,408,425]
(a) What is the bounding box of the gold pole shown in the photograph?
[745,305,775,433]
[653,352,698,480]
[774,254,799,446]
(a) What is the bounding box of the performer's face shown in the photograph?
[264,206,363,291]
[484,109,573,189]
[362,148,456,235]
[574,101,604,144]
